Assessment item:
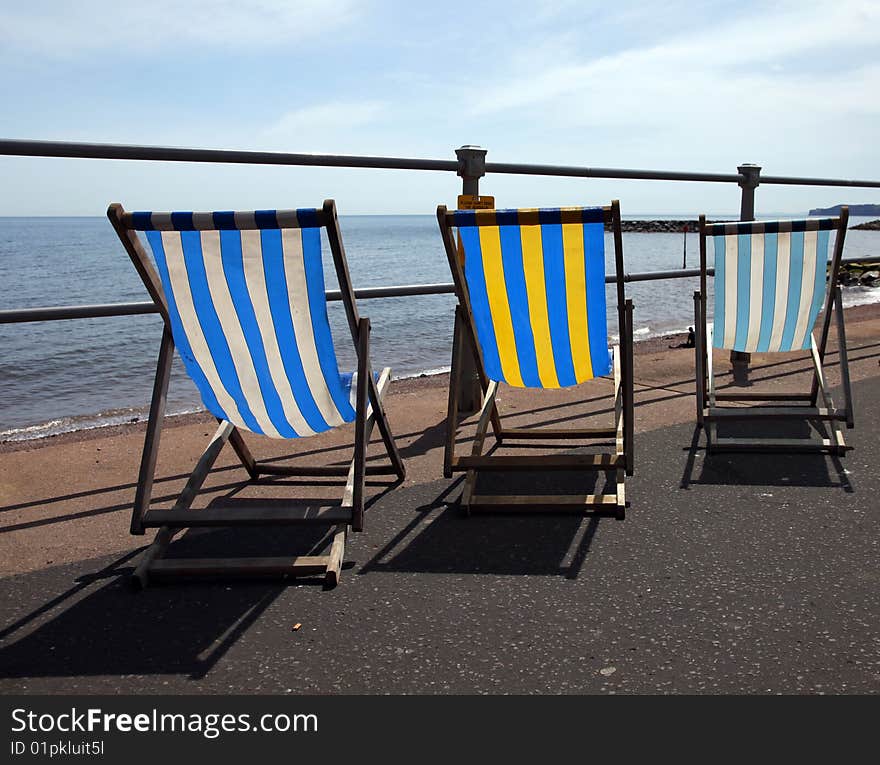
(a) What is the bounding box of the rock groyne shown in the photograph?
[611,220,710,232]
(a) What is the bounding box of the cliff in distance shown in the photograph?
[809,203,880,216]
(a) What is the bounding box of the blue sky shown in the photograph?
[1,0,878,215]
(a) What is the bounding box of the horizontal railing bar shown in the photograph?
[483,160,741,184]
[760,174,880,188]
[625,267,702,282]
[327,283,454,301]
[4,139,880,188]
[5,254,879,325]
[6,256,878,325]
[0,301,158,322]
[0,284,454,323]
[0,139,459,173]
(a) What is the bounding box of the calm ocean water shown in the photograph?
[1,214,878,440]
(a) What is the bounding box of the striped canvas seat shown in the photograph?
[130,209,356,439]
[694,208,853,456]
[707,218,838,353]
[438,200,633,516]
[111,199,405,586]
[452,207,611,388]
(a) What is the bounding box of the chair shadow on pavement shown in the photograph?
[679,420,854,492]
[0,524,342,684]
[0,451,402,687]
[361,469,612,580]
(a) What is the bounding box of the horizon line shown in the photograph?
[0,210,851,219]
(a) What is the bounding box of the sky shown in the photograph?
[1,0,878,215]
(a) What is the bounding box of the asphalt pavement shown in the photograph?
[2,377,877,694]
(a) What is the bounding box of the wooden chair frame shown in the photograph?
[108,199,405,587]
[437,200,634,519]
[694,208,853,454]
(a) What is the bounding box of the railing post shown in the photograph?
[456,145,487,196]
[738,163,761,221]
[454,145,488,414]
[732,163,762,384]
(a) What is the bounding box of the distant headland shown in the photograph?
[809,203,880,216]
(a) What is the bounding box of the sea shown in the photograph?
[1,214,878,441]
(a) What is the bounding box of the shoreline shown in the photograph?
[4,299,879,454]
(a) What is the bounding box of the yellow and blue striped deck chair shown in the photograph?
[437,201,634,518]
[108,199,405,587]
[695,208,853,454]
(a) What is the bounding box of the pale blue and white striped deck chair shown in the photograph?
[437,201,634,518]
[108,199,405,587]
[695,209,853,454]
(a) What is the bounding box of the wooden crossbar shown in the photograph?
[714,392,814,401]
[468,494,619,506]
[708,437,845,453]
[499,427,618,440]
[705,406,846,421]
[148,556,332,578]
[255,463,400,477]
[452,454,624,471]
[142,504,353,528]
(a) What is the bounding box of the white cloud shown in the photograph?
[258,100,388,152]
[0,0,361,53]
[455,0,880,183]
[265,101,385,134]
[471,1,880,118]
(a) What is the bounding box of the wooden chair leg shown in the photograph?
[694,292,705,427]
[132,527,175,589]
[810,285,839,408]
[615,468,626,520]
[351,319,370,532]
[613,345,624,459]
[461,380,498,512]
[173,420,234,512]
[444,308,465,478]
[367,372,406,481]
[810,336,846,455]
[324,524,347,587]
[461,473,477,513]
[612,348,626,520]
[624,299,634,477]
[833,287,854,429]
[458,306,502,440]
[228,426,258,479]
[131,328,174,535]
[705,324,717,450]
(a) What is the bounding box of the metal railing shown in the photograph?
[2,138,878,326]
[0,269,715,325]
[2,138,878,401]
[5,138,880,186]
[6,260,880,326]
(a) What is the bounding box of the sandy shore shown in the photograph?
[3,300,878,455]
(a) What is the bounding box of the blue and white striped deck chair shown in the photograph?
[108,199,405,587]
[437,201,634,518]
[695,209,853,454]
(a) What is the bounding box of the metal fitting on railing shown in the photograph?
[455,145,487,197]
[737,163,762,221]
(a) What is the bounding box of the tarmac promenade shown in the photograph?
[1,306,878,694]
